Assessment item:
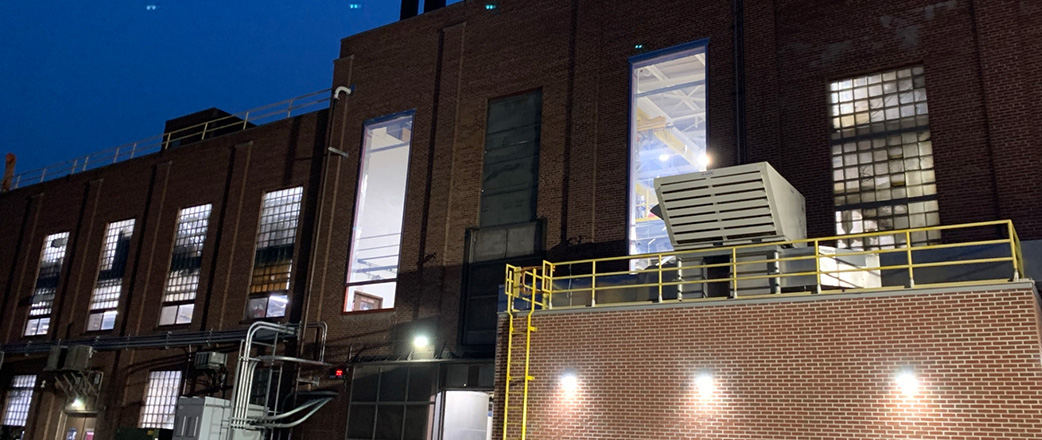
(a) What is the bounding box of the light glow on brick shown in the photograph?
[896,369,919,397]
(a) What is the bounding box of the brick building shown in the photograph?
[3,0,1042,439]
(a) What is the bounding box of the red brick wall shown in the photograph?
[496,284,1042,439]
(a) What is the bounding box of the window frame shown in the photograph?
[86,218,136,332]
[138,370,183,430]
[627,39,710,260]
[158,204,213,327]
[2,375,36,427]
[247,187,304,320]
[342,110,416,314]
[827,66,939,249]
[25,231,71,337]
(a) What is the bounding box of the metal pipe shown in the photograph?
[259,398,333,428]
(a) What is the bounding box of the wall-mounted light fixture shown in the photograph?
[896,368,919,397]
[695,371,715,399]
[560,370,579,397]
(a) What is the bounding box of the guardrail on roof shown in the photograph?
[504,220,1025,311]
[6,89,332,190]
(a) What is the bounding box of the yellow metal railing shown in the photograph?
[503,220,1024,311]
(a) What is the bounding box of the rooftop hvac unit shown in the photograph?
[654,162,806,249]
[44,345,94,372]
[194,352,227,371]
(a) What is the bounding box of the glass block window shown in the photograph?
[87,219,135,331]
[629,42,708,260]
[344,113,413,312]
[249,187,303,318]
[346,365,435,440]
[2,375,36,427]
[25,232,70,336]
[829,66,939,248]
[159,204,212,326]
[139,370,182,429]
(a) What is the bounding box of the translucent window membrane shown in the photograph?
[25,232,70,336]
[347,366,434,440]
[139,370,182,429]
[829,66,938,249]
[480,91,541,227]
[87,219,135,331]
[629,44,708,258]
[249,188,301,319]
[2,375,36,427]
[159,204,211,326]
[345,113,413,312]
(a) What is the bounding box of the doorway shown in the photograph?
[439,391,492,440]
[59,415,95,440]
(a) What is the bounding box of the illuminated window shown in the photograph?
[25,232,70,336]
[829,66,938,248]
[629,42,708,260]
[139,371,181,429]
[159,205,212,326]
[87,219,135,331]
[2,375,36,427]
[249,187,302,318]
[344,112,413,312]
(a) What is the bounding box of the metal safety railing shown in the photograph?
[7,89,332,190]
[503,220,1025,311]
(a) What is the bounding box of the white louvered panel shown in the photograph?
[655,162,806,249]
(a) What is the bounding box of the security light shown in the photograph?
[896,369,919,397]
[695,372,714,399]
[413,335,430,349]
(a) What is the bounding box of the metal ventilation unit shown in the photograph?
[654,161,806,249]
[654,162,879,297]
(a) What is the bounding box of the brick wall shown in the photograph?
[496,284,1042,439]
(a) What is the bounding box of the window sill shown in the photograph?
[341,307,395,316]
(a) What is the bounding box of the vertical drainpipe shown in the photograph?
[733,0,747,165]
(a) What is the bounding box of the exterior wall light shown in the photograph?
[896,368,919,397]
[413,335,430,349]
[695,372,715,399]
[560,370,579,396]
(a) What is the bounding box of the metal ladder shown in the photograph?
[502,265,547,440]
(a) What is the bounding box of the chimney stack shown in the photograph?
[2,153,15,192]
[400,0,419,19]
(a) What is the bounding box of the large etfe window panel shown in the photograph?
[345,112,413,312]
[629,42,708,259]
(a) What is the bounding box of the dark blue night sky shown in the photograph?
[1,1,457,175]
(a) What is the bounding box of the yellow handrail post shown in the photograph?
[657,253,664,303]
[731,247,738,298]
[591,260,597,307]
[906,230,915,288]
[813,239,822,294]
[1007,221,1021,281]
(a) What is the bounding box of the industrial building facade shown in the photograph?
[3,0,1042,439]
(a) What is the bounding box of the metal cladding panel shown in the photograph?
[654,162,806,250]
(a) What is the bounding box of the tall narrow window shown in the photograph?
[139,370,182,430]
[249,187,303,319]
[829,66,938,248]
[25,232,70,336]
[159,204,212,326]
[86,219,135,331]
[344,112,413,312]
[480,91,541,227]
[2,375,36,427]
[629,42,708,259]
